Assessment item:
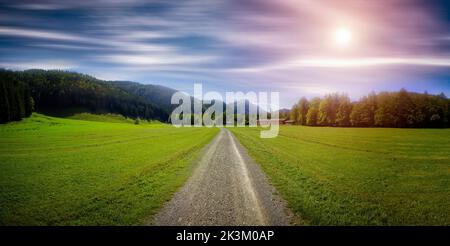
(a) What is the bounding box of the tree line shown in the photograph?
[0,71,34,123]
[289,89,450,128]
[0,69,169,123]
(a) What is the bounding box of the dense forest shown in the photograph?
[0,69,169,123]
[289,89,450,128]
[0,71,34,123]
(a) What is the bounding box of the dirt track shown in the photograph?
[154,128,291,226]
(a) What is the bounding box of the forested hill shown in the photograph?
[0,70,33,122]
[112,81,230,114]
[0,69,170,123]
[110,81,178,113]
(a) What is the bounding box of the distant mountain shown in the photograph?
[277,108,290,114]
[227,100,266,115]
[112,81,233,115]
[276,108,290,119]
[111,81,272,118]
[110,81,178,114]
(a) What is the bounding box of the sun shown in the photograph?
[334,27,352,47]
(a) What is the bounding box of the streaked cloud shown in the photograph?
[0,26,90,42]
[229,57,450,73]
[0,26,173,52]
[0,0,449,108]
[0,60,78,70]
[95,54,217,66]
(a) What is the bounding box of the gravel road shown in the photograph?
[153,128,291,226]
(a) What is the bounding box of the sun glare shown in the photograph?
[334,27,352,47]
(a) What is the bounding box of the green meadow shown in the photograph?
[230,126,450,225]
[1,113,449,226]
[0,114,218,225]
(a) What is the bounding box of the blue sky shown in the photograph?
[0,0,449,108]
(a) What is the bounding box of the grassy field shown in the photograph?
[0,114,218,225]
[67,112,162,124]
[230,126,450,225]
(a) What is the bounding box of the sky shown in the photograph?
[0,0,449,108]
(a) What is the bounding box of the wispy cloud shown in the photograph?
[0,26,90,42]
[0,60,78,70]
[0,26,173,52]
[28,43,103,50]
[229,57,450,73]
[95,54,217,66]
[0,0,449,108]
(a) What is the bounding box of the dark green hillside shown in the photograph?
[112,81,229,118]
[0,69,169,122]
[111,81,178,113]
[0,70,33,123]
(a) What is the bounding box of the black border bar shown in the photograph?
[1,226,449,244]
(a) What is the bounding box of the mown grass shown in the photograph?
[0,113,218,225]
[230,126,450,225]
